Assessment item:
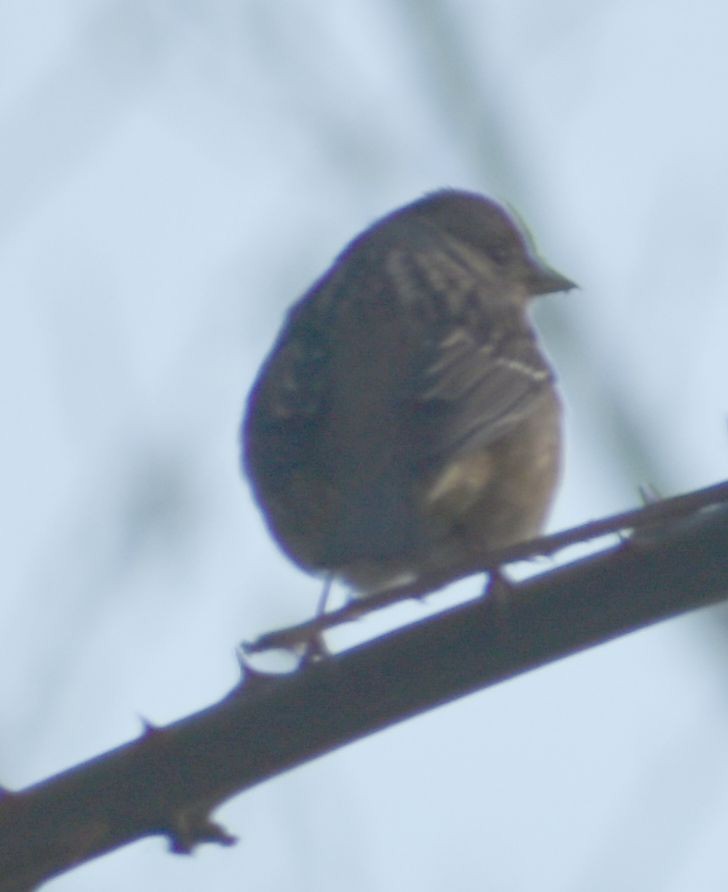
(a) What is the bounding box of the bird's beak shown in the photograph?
[526,256,577,296]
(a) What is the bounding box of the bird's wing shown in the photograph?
[243,286,335,481]
[406,311,555,465]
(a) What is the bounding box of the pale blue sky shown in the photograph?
[2,3,728,890]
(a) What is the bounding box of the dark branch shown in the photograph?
[2,493,728,891]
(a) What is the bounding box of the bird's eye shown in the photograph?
[488,240,511,265]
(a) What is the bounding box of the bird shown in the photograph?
[243,189,575,597]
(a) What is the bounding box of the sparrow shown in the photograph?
[243,189,575,596]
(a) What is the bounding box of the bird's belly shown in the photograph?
[338,390,562,595]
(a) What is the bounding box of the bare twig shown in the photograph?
[246,479,728,652]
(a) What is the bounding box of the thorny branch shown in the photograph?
[2,482,728,891]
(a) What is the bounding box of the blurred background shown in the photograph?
[2,2,728,890]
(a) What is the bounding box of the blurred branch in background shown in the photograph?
[395,0,671,494]
[0,2,171,241]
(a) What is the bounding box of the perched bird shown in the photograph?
[243,189,574,596]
